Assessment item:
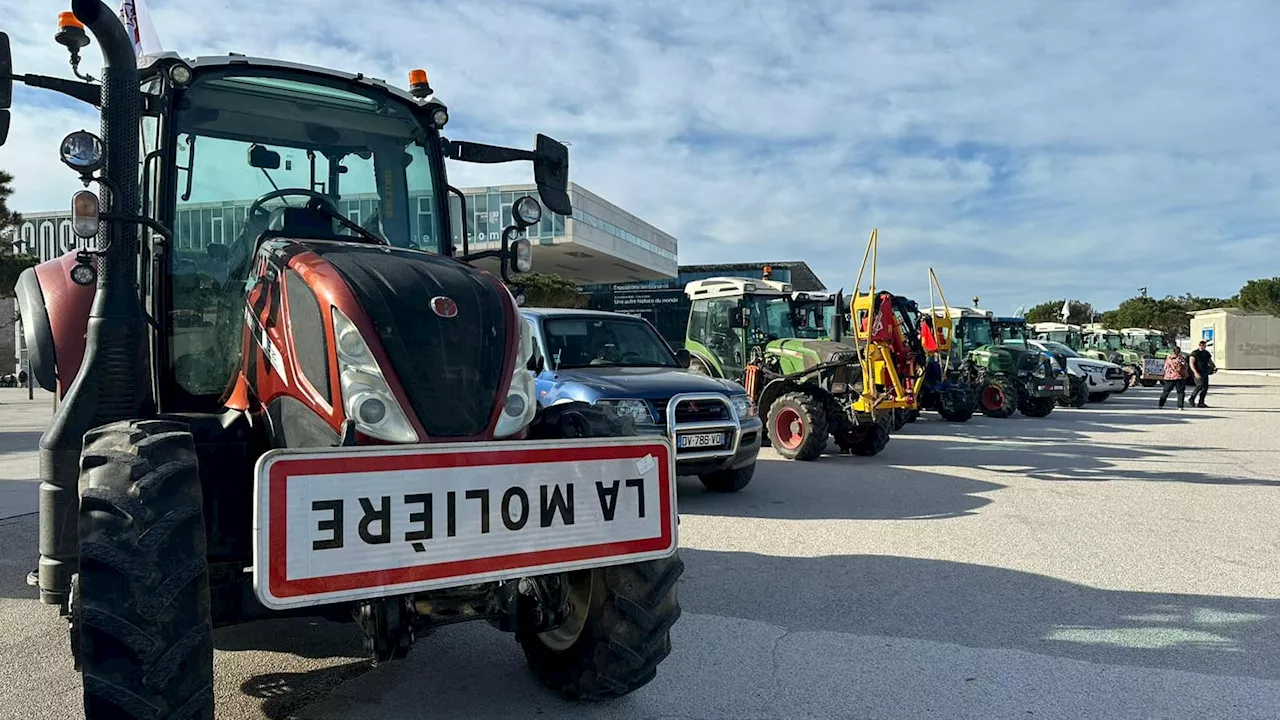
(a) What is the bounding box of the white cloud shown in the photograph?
[2,0,1278,312]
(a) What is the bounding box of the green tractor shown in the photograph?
[937,307,1065,418]
[682,277,895,460]
[1083,323,1142,387]
[1121,328,1175,387]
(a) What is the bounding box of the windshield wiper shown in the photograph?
[315,206,387,245]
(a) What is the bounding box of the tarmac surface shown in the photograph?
[2,375,1279,720]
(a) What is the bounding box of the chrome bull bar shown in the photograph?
[664,392,742,462]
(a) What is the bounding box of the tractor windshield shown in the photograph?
[956,317,994,350]
[1095,334,1122,351]
[792,300,832,339]
[744,294,799,342]
[165,70,447,398]
[996,323,1031,347]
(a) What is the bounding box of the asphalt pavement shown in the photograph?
[2,376,1279,720]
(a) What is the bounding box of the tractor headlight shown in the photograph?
[729,393,757,419]
[594,399,654,424]
[494,315,538,438]
[332,307,419,443]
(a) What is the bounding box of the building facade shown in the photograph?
[9,182,677,286]
[583,262,827,347]
[1189,307,1280,370]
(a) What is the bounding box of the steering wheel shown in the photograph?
[246,188,341,225]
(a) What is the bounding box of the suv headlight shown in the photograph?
[594,399,654,424]
[494,315,538,438]
[729,394,757,418]
[332,307,419,443]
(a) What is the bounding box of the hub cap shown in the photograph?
[773,407,805,450]
[537,571,593,652]
[981,385,1005,409]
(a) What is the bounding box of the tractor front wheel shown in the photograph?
[1020,396,1056,418]
[75,420,214,720]
[1063,375,1089,408]
[847,423,891,456]
[521,402,681,699]
[766,392,829,461]
[1089,392,1112,403]
[938,391,975,423]
[978,377,1017,419]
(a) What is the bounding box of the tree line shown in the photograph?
[1023,280,1280,339]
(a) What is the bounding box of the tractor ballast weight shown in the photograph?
[5,7,682,717]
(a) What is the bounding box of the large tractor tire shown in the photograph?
[1089,392,1112,403]
[1019,395,1056,418]
[903,409,920,424]
[977,377,1017,419]
[937,389,976,423]
[847,423,890,456]
[766,392,829,461]
[75,419,214,720]
[521,403,682,699]
[699,464,755,493]
[1062,375,1089,408]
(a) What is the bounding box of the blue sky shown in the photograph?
[3,0,1278,313]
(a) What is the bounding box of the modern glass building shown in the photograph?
[9,182,678,285]
[583,262,827,347]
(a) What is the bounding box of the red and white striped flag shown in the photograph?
[119,0,164,61]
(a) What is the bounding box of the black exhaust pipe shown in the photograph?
[38,0,147,607]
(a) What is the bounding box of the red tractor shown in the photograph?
[3,4,682,718]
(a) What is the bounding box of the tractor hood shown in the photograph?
[768,339,860,366]
[547,366,744,399]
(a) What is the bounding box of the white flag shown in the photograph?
[119,0,164,62]
[1059,299,1071,321]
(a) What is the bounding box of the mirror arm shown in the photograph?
[8,72,101,107]
[443,139,536,165]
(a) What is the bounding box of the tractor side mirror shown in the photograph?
[248,144,281,170]
[0,32,12,111]
[0,111,9,147]
[533,134,571,217]
[675,348,691,368]
[526,353,545,374]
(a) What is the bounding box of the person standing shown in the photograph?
[1189,340,1213,408]
[1158,346,1189,410]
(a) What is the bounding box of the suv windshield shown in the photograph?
[543,316,678,369]
[1040,341,1079,357]
[165,71,446,398]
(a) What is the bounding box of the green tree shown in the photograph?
[1236,277,1280,316]
[515,271,588,308]
[1024,299,1095,325]
[0,169,21,246]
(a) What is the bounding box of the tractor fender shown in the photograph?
[15,253,93,394]
[757,378,798,420]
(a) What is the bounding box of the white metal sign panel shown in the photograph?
[252,436,676,610]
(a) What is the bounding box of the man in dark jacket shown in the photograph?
[1189,340,1213,408]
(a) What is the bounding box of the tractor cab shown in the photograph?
[682,276,796,380]
[1030,322,1084,351]
[992,317,1034,348]
[1121,328,1173,358]
[790,290,842,340]
[1081,324,1133,365]
[935,306,996,359]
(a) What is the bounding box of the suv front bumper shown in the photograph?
[637,392,762,476]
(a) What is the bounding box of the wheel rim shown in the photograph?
[537,571,593,652]
[773,407,805,450]
[981,386,1004,409]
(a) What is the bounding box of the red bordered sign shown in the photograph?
[252,436,677,610]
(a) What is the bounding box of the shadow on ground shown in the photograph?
[679,549,1280,681]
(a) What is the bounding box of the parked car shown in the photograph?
[1029,339,1128,402]
[521,308,763,492]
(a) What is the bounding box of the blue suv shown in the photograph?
[520,308,763,492]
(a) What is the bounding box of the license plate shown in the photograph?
[677,432,726,449]
[253,437,677,610]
